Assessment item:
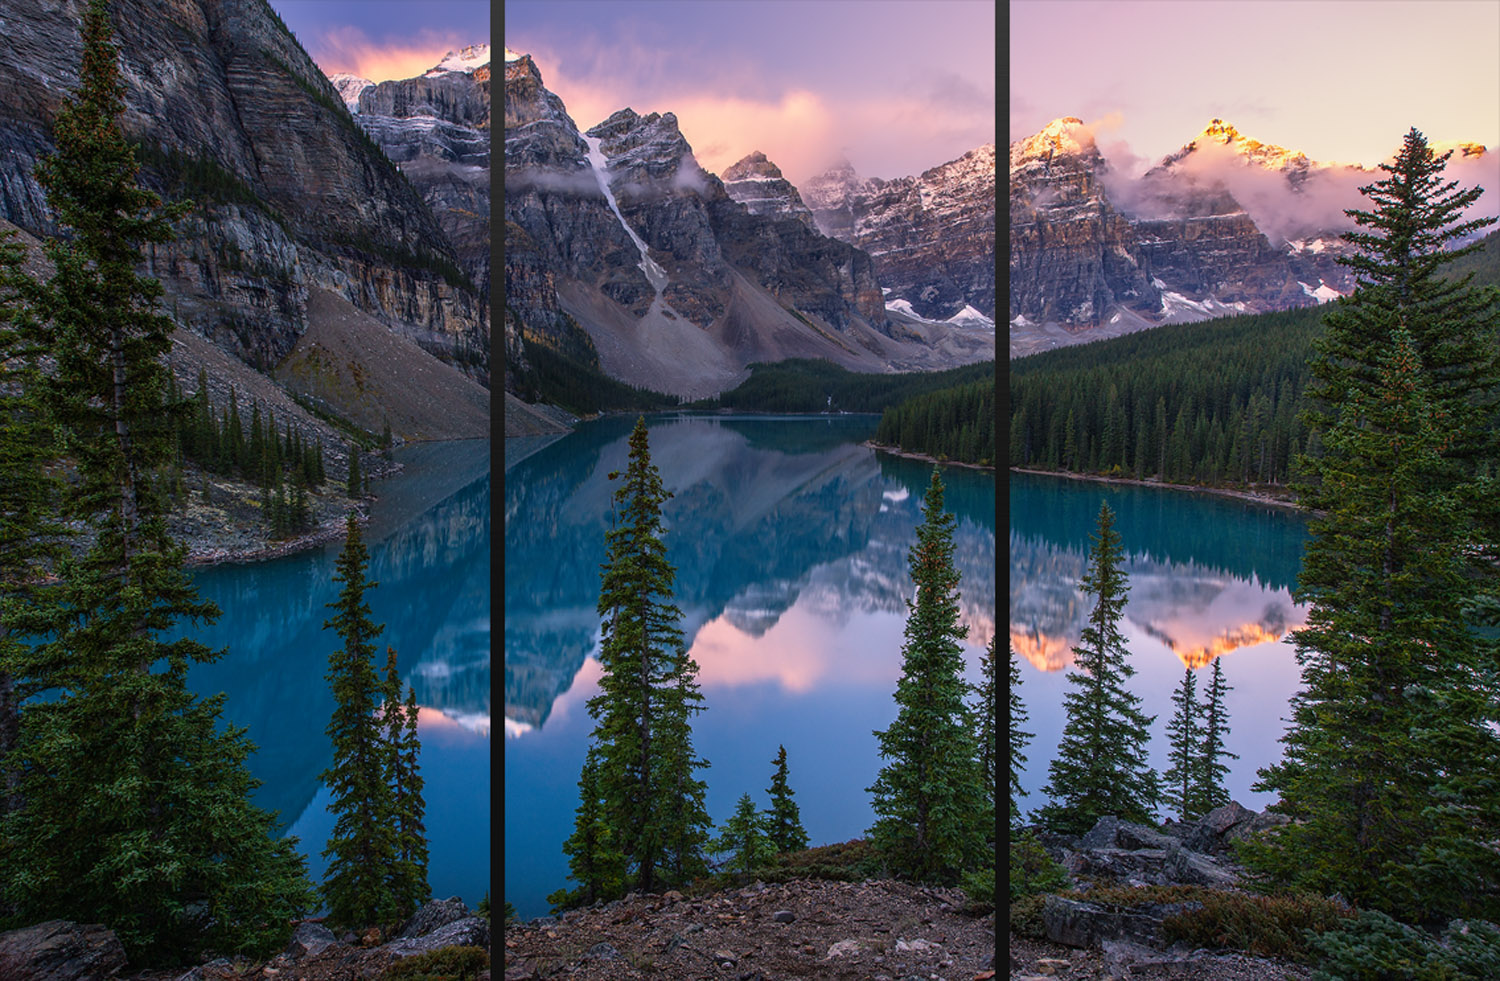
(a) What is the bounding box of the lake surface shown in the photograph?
[182,440,490,908]
[1009,471,1312,817]
[504,413,997,921]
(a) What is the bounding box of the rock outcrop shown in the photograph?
[803,145,998,323]
[0,921,127,981]
[0,0,489,410]
[721,151,817,229]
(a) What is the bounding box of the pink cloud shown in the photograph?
[311,25,470,82]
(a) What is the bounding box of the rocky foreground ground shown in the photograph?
[503,878,996,981]
[0,898,488,981]
[1010,803,1315,981]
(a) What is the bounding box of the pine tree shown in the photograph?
[763,745,809,854]
[1244,130,1500,922]
[710,793,776,877]
[867,467,987,883]
[1161,665,1200,821]
[0,231,66,823]
[551,748,626,909]
[974,638,997,816]
[321,513,398,928]
[1008,645,1031,827]
[1037,503,1158,835]
[582,417,710,897]
[0,2,313,960]
[1194,658,1236,815]
[381,647,428,920]
[247,401,264,481]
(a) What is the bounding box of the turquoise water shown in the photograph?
[1009,471,1312,816]
[182,440,491,907]
[503,413,997,921]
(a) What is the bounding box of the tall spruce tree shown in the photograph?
[1037,503,1158,835]
[971,639,998,819]
[550,748,626,910]
[763,745,809,854]
[0,1,313,960]
[578,417,710,897]
[1194,658,1236,815]
[381,647,428,920]
[1008,645,1032,826]
[1244,130,1500,922]
[321,513,399,927]
[1161,665,1200,821]
[867,467,988,883]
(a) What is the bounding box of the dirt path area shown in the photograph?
[504,878,996,980]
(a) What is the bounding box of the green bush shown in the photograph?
[959,866,996,915]
[1308,911,1500,981]
[1009,830,1068,900]
[1009,893,1050,938]
[380,945,489,981]
[1161,890,1354,962]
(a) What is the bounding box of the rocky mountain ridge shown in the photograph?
[1008,116,1489,356]
[0,0,489,438]
[503,52,993,401]
[798,145,998,326]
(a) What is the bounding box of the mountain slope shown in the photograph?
[503,53,993,402]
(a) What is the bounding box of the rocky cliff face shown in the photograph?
[346,45,491,331]
[0,0,488,396]
[721,151,817,229]
[503,53,992,400]
[801,145,997,323]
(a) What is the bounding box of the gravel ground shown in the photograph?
[503,878,996,981]
[1009,933,1313,981]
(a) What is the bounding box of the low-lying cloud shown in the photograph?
[1063,116,1500,247]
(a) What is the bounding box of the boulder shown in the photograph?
[0,921,127,981]
[1183,801,1254,854]
[285,921,338,960]
[1163,841,1241,889]
[399,896,474,939]
[1042,895,1202,949]
[1079,815,1176,851]
[385,916,490,958]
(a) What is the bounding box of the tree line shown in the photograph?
[694,357,996,414]
[875,376,995,466]
[544,418,996,912]
[0,1,434,963]
[1009,228,1500,487]
[1012,129,1500,955]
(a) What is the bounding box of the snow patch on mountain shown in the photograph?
[330,72,373,112]
[427,44,490,76]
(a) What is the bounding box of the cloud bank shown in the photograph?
[311,25,471,82]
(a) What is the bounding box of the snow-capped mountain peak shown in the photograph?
[504,47,523,63]
[1160,118,1312,174]
[329,72,373,112]
[1009,117,1098,172]
[426,44,490,77]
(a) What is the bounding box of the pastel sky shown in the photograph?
[267,0,489,82]
[1011,0,1500,174]
[504,0,996,186]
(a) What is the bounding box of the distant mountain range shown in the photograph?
[503,48,995,406]
[1009,116,1493,357]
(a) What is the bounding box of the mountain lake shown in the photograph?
[181,439,491,909]
[1009,470,1312,817]
[503,413,997,921]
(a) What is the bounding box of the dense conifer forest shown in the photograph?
[693,358,995,414]
[875,376,995,466]
[1009,230,1500,486]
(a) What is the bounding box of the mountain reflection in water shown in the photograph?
[504,413,996,920]
[1009,471,1311,812]
[182,440,490,906]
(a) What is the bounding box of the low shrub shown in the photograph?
[1308,911,1500,981]
[1009,893,1050,938]
[381,945,489,981]
[959,866,996,915]
[758,839,880,883]
[1161,890,1353,962]
[1009,830,1068,900]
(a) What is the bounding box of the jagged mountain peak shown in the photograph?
[1159,118,1311,174]
[722,151,784,181]
[1010,117,1099,172]
[426,44,490,77]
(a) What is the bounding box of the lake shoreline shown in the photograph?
[867,442,996,472]
[1009,467,1304,511]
